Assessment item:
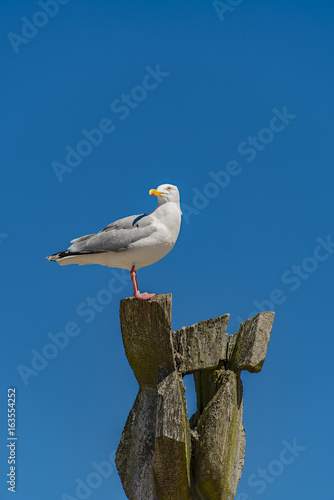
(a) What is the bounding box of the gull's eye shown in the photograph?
[167,187,171,191]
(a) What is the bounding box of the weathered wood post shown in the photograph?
[116,294,274,500]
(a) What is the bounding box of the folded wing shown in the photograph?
[67,212,157,254]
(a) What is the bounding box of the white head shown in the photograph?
[149,183,180,205]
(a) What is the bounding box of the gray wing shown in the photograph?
[68,211,157,254]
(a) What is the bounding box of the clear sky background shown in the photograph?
[0,1,333,499]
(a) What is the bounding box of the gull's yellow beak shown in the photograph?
[149,189,163,196]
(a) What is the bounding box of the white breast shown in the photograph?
[127,202,182,270]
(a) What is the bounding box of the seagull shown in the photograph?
[47,183,182,300]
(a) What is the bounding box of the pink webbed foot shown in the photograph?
[130,265,156,300]
[133,291,156,300]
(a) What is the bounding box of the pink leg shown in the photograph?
[130,266,156,300]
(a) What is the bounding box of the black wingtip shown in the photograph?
[47,250,96,262]
[46,251,70,261]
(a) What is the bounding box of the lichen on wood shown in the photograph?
[116,294,274,500]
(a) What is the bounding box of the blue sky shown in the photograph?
[0,0,333,498]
